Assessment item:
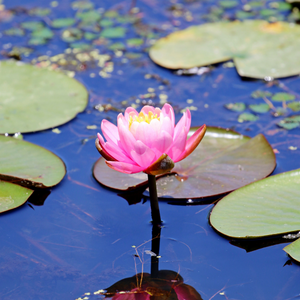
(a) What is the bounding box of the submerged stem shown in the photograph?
[148,174,162,225]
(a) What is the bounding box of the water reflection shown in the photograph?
[78,225,202,300]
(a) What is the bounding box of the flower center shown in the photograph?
[129,111,160,128]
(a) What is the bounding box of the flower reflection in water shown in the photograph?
[102,270,203,300]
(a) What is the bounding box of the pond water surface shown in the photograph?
[1,0,300,299]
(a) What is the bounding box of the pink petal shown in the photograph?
[134,121,155,148]
[141,105,155,115]
[117,118,137,155]
[97,133,116,161]
[130,140,156,168]
[101,119,119,145]
[106,161,143,174]
[124,107,138,121]
[105,141,135,164]
[174,284,202,300]
[161,116,174,137]
[154,130,173,154]
[162,103,175,127]
[173,109,191,140]
[167,127,187,162]
[176,124,206,162]
[149,118,161,136]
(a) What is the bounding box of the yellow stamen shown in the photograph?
[129,111,160,129]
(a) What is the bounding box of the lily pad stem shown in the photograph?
[148,174,162,225]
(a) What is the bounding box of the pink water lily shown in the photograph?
[96,104,206,175]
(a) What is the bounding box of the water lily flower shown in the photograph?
[96,104,206,175]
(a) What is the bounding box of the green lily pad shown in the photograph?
[31,27,54,39]
[210,168,300,238]
[277,115,300,129]
[224,102,246,112]
[284,238,300,263]
[251,90,272,99]
[259,8,277,17]
[99,18,114,27]
[235,11,256,19]
[238,112,259,122]
[0,60,88,134]
[287,101,300,112]
[149,20,300,79]
[72,1,94,10]
[219,0,238,8]
[28,37,47,46]
[249,103,270,113]
[100,26,126,38]
[21,21,44,31]
[0,181,33,213]
[52,18,75,28]
[29,8,51,16]
[127,38,144,47]
[4,28,25,36]
[271,92,295,102]
[0,135,66,188]
[93,127,276,199]
[76,10,101,23]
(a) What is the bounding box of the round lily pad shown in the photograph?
[149,20,300,79]
[284,238,300,263]
[0,135,66,188]
[210,168,300,238]
[0,60,88,134]
[93,127,276,199]
[0,181,33,213]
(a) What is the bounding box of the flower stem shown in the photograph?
[151,224,161,278]
[148,174,162,225]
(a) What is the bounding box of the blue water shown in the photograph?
[1,0,300,299]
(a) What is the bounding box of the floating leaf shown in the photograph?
[29,8,51,16]
[259,9,277,16]
[72,1,94,10]
[0,181,33,213]
[21,21,44,31]
[251,90,272,99]
[271,92,295,102]
[4,28,25,36]
[269,2,292,11]
[127,38,144,46]
[287,101,300,112]
[284,238,300,263]
[104,10,119,18]
[99,18,114,27]
[0,60,88,133]
[219,0,238,8]
[210,168,300,238]
[76,10,101,23]
[52,18,75,28]
[108,42,126,50]
[28,37,47,45]
[149,21,300,79]
[277,115,300,129]
[0,135,66,188]
[235,11,256,19]
[249,103,270,113]
[224,102,246,112]
[93,127,276,199]
[84,31,98,40]
[31,27,54,39]
[238,112,259,122]
[100,26,126,38]
[70,42,91,50]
